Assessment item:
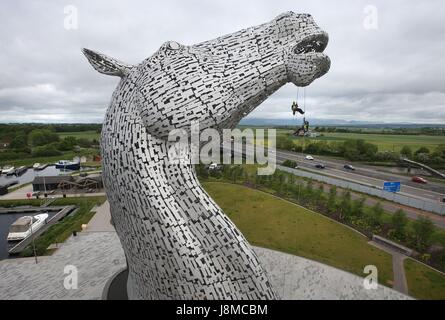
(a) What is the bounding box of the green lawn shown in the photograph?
[203,182,394,286]
[404,259,445,300]
[58,131,100,141]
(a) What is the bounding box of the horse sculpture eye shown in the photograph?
[167,41,181,50]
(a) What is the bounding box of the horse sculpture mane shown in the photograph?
[83,11,330,300]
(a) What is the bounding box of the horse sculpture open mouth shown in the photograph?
[294,33,329,54]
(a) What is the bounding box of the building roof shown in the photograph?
[32,176,74,185]
[11,216,33,226]
[76,174,102,183]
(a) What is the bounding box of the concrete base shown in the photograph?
[102,246,411,300]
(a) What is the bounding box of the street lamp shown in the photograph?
[29,217,38,264]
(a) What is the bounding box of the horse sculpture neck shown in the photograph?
[101,75,277,299]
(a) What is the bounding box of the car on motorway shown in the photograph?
[344,164,355,171]
[314,163,325,169]
[411,176,428,184]
[305,155,314,161]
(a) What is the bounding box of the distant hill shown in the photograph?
[239,118,445,128]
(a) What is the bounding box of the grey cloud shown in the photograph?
[0,0,444,123]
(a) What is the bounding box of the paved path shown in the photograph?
[0,232,125,300]
[85,201,114,232]
[369,241,409,295]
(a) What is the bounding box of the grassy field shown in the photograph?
[275,129,443,153]
[203,181,394,286]
[0,151,77,167]
[58,131,100,141]
[404,259,445,300]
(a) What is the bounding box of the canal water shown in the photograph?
[0,165,94,187]
[0,210,57,260]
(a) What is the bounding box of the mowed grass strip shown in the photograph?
[58,130,100,141]
[203,182,394,286]
[404,259,445,300]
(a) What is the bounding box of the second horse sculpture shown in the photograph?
[83,11,330,300]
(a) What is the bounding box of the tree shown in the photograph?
[31,144,62,157]
[282,159,297,168]
[391,209,408,239]
[9,133,27,149]
[327,185,337,214]
[435,144,445,158]
[315,183,324,204]
[412,216,435,252]
[369,202,384,228]
[415,147,430,155]
[352,196,366,217]
[341,139,378,161]
[304,180,314,203]
[77,138,93,148]
[400,146,412,158]
[339,190,352,221]
[28,129,59,147]
[58,136,77,151]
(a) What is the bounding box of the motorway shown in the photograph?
[226,144,445,204]
[271,149,445,203]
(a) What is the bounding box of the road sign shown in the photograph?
[383,181,401,193]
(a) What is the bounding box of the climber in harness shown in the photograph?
[292,87,310,136]
[293,118,310,136]
[291,101,305,116]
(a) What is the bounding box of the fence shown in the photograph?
[277,165,445,215]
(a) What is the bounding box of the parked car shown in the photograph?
[412,176,428,184]
[315,163,325,169]
[344,164,355,171]
[305,155,314,161]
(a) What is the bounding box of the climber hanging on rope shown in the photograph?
[293,118,310,136]
[291,101,305,116]
[292,87,310,136]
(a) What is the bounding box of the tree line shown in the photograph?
[276,135,445,166]
[0,126,99,161]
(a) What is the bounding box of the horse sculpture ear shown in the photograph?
[82,48,133,77]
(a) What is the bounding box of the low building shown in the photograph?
[32,174,103,192]
[32,176,74,192]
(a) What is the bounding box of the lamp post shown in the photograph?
[29,218,38,264]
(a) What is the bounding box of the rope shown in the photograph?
[303,87,306,113]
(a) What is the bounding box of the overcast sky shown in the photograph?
[1,0,444,124]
